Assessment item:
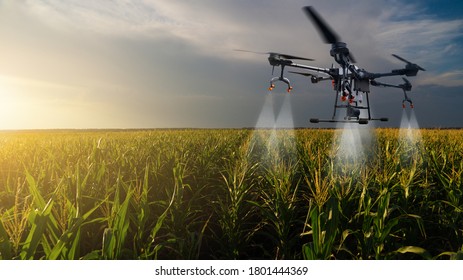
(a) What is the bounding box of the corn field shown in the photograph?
[0,128,462,260]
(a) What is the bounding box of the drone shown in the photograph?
[237,6,425,124]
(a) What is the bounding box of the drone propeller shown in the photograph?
[346,52,356,64]
[269,52,314,61]
[303,6,356,63]
[234,49,267,55]
[234,49,314,61]
[392,54,426,71]
[303,6,339,44]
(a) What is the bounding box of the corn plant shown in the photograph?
[0,129,462,259]
[302,197,340,260]
[214,138,259,259]
[250,130,302,259]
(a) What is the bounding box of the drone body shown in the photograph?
[237,6,425,124]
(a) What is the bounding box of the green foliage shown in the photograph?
[0,128,462,259]
[302,197,340,260]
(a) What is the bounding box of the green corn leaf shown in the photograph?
[20,198,54,260]
[102,228,115,259]
[395,246,431,260]
[0,219,12,260]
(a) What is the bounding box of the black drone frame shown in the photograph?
[237,6,425,125]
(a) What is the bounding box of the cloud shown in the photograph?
[22,0,253,57]
[417,70,463,87]
[21,0,463,68]
[376,18,463,61]
[23,0,162,35]
[7,0,463,128]
[21,1,463,56]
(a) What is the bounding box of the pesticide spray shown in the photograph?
[399,108,422,166]
[252,92,296,164]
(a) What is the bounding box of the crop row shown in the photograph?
[0,128,462,259]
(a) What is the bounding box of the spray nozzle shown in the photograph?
[402,99,414,109]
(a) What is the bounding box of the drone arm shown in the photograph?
[368,67,420,79]
[370,80,402,89]
[368,71,403,79]
[371,77,412,91]
[317,76,333,82]
[289,63,332,76]
[371,79,414,108]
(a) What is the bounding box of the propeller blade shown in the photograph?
[348,53,357,64]
[234,49,267,55]
[235,50,314,61]
[392,54,426,71]
[271,53,314,61]
[392,54,410,64]
[416,65,426,71]
[288,71,316,77]
[303,6,340,44]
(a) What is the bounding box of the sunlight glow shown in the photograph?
[0,77,17,123]
[0,75,112,130]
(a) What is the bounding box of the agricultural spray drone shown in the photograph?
[237,6,425,124]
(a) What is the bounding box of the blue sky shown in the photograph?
[0,0,462,129]
[424,0,463,19]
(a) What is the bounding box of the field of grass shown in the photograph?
[0,128,462,260]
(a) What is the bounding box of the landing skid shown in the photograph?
[310,118,388,125]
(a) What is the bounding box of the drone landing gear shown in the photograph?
[310,118,371,125]
[402,89,414,109]
[268,78,293,93]
[402,101,414,109]
[310,117,388,125]
[310,90,388,125]
[268,64,293,93]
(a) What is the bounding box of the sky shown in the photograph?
[0,0,462,129]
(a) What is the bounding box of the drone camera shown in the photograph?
[347,107,361,118]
